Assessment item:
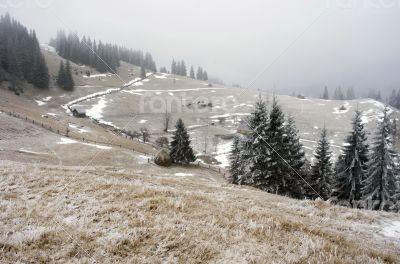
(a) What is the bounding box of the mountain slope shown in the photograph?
[1,160,399,263]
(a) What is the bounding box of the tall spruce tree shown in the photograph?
[196,67,203,80]
[57,61,66,88]
[333,110,369,206]
[362,107,398,210]
[243,96,271,188]
[308,127,333,200]
[322,86,329,100]
[170,118,196,164]
[229,136,242,184]
[283,115,306,198]
[262,97,288,195]
[190,66,195,79]
[141,64,146,79]
[0,14,49,89]
[63,60,74,91]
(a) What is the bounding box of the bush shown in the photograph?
[156,137,169,148]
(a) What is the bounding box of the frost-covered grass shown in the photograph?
[1,162,398,263]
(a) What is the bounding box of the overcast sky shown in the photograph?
[1,0,400,96]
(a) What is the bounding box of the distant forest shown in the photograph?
[0,13,49,90]
[50,31,157,73]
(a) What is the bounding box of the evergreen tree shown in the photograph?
[265,97,287,193]
[282,115,306,198]
[0,14,49,89]
[203,71,208,81]
[63,60,74,91]
[141,64,146,79]
[51,31,156,74]
[32,54,49,89]
[243,96,271,188]
[57,61,65,88]
[180,60,187,76]
[196,67,203,80]
[308,127,333,200]
[190,66,195,79]
[322,86,329,100]
[333,110,369,206]
[346,87,355,100]
[171,60,177,75]
[229,136,242,184]
[362,106,398,210]
[170,118,196,164]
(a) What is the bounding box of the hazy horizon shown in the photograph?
[2,0,400,96]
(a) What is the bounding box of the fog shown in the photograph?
[2,0,400,96]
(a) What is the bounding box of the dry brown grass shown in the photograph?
[0,162,399,263]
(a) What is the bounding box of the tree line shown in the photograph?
[321,86,356,100]
[389,89,400,109]
[321,86,400,111]
[50,30,157,74]
[0,13,49,91]
[163,59,208,81]
[229,96,400,212]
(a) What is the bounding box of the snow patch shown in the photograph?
[381,221,400,240]
[175,173,194,177]
[57,137,111,150]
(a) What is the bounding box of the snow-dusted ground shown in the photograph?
[381,220,400,241]
[213,140,233,168]
[57,137,111,150]
[0,161,398,263]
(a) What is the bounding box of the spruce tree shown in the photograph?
[243,96,271,188]
[229,136,242,184]
[32,54,49,89]
[141,64,146,79]
[190,66,195,79]
[308,127,333,200]
[171,60,177,75]
[362,106,398,210]
[57,61,66,88]
[282,115,306,198]
[333,110,369,206]
[63,60,74,91]
[196,67,203,80]
[170,118,196,164]
[180,60,187,76]
[322,86,329,100]
[263,97,288,195]
[203,71,208,81]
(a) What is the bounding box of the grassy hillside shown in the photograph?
[1,159,399,263]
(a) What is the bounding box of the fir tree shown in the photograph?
[333,110,369,206]
[196,67,203,80]
[229,136,242,184]
[190,66,195,79]
[57,61,65,88]
[243,96,271,188]
[171,60,177,75]
[141,64,146,79]
[203,71,208,81]
[322,86,329,100]
[180,60,187,76]
[63,60,74,91]
[362,106,398,210]
[282,115,306,198]
[170,118,196,164]
[308,127,333,200]
[0,14,49,89]
[263,97,288,195]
